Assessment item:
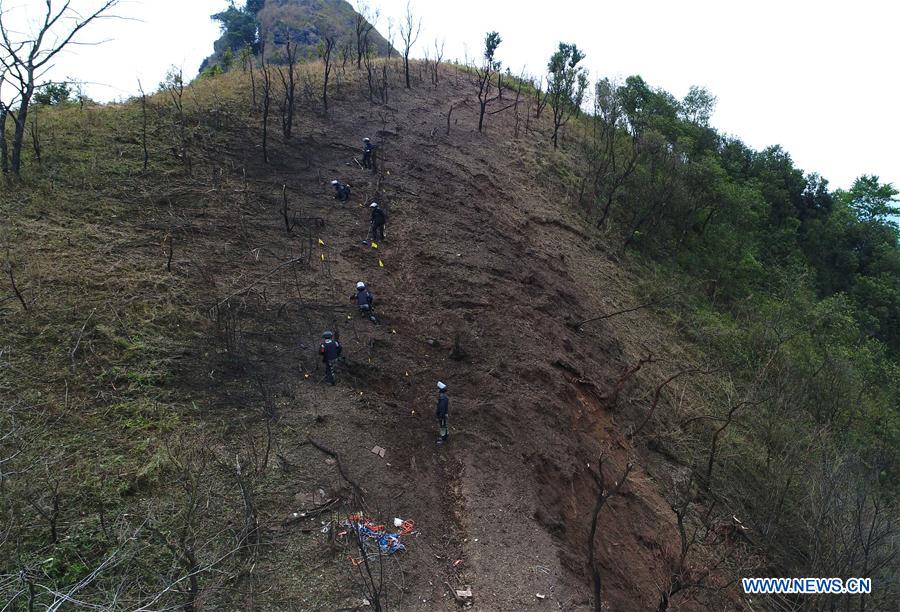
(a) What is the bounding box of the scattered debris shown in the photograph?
[445,582,474,605]
[342,513,415,556]
[283,497,340,526]
[370,445,386,458]
[536,593,546,599]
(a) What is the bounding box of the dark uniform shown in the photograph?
[319,337,342,385]
[332,181,351,202]
[362,140,374,169]
[351,287,377,323]
[436,388,449,443]
[370,206,387,241]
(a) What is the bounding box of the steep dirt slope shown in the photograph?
[191,69,738,610]
[1,67,742,610]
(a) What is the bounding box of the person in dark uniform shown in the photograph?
[350,281,378,323]
[362,137,374,169]
[435,381,449,444]
[331,179,351,202]
[369,202,387,241]
[318,330,342,385]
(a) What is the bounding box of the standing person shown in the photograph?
[361,137,374,169]
[350,281,378,323]
[369,202,387,242]
[331,179,351,202]
[318,331,342,385]
[435,381,449,445]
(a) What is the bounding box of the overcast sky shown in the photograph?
[6,0,898,190]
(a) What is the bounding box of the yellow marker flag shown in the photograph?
[371,242,379,249]
[318,238,325,246]
[321,253,326,261]
[378,259,384,268]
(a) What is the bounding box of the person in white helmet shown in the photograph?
[331,179,351,202]
[350,281,378,323]
[369,202,387,241]
[361,137,375,169]
[435,381,449,444]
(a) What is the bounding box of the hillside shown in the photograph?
[2,53,897,612]
[202,0,393,73]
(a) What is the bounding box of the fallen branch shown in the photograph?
[284,497,341,525]
[629,368,720,439]
[4,249,28,311]
[572,291,682,330]
[70,308,97,369]
[213,256,304,310]
[607,352,656,409]
[305,437,365,503]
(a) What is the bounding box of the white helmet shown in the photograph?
[363,137,370,142]
[356,281,366,290]
[331,179,338,185]
[370,202,378,208]
[437,381,447,391]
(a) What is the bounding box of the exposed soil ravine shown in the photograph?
[151,69,741,610]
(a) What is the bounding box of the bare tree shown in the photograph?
[321,35,337,113]
[587,454,633,611]
[137,79,149,170]
[398,2,421,89]
[431,38,444,85]
[362,41,376,103]
[240,43,257,109]
[29,105,40,162]
[0,0,119,177]
[0,70,16,174]
[339,39,351,75]
[260,62,272,163]
[275,38,299,138]
[353,0,378,69]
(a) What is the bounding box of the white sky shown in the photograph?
[5,0,898,190]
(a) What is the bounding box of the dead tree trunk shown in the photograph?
[261,63,272,163]
[321,36,336,113]
[588,455,633,611]
[137,80,149,170]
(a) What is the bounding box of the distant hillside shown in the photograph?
[201,0,393,73]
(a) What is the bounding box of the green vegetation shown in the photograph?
[33,82,73,106]
[574,68,898,603]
